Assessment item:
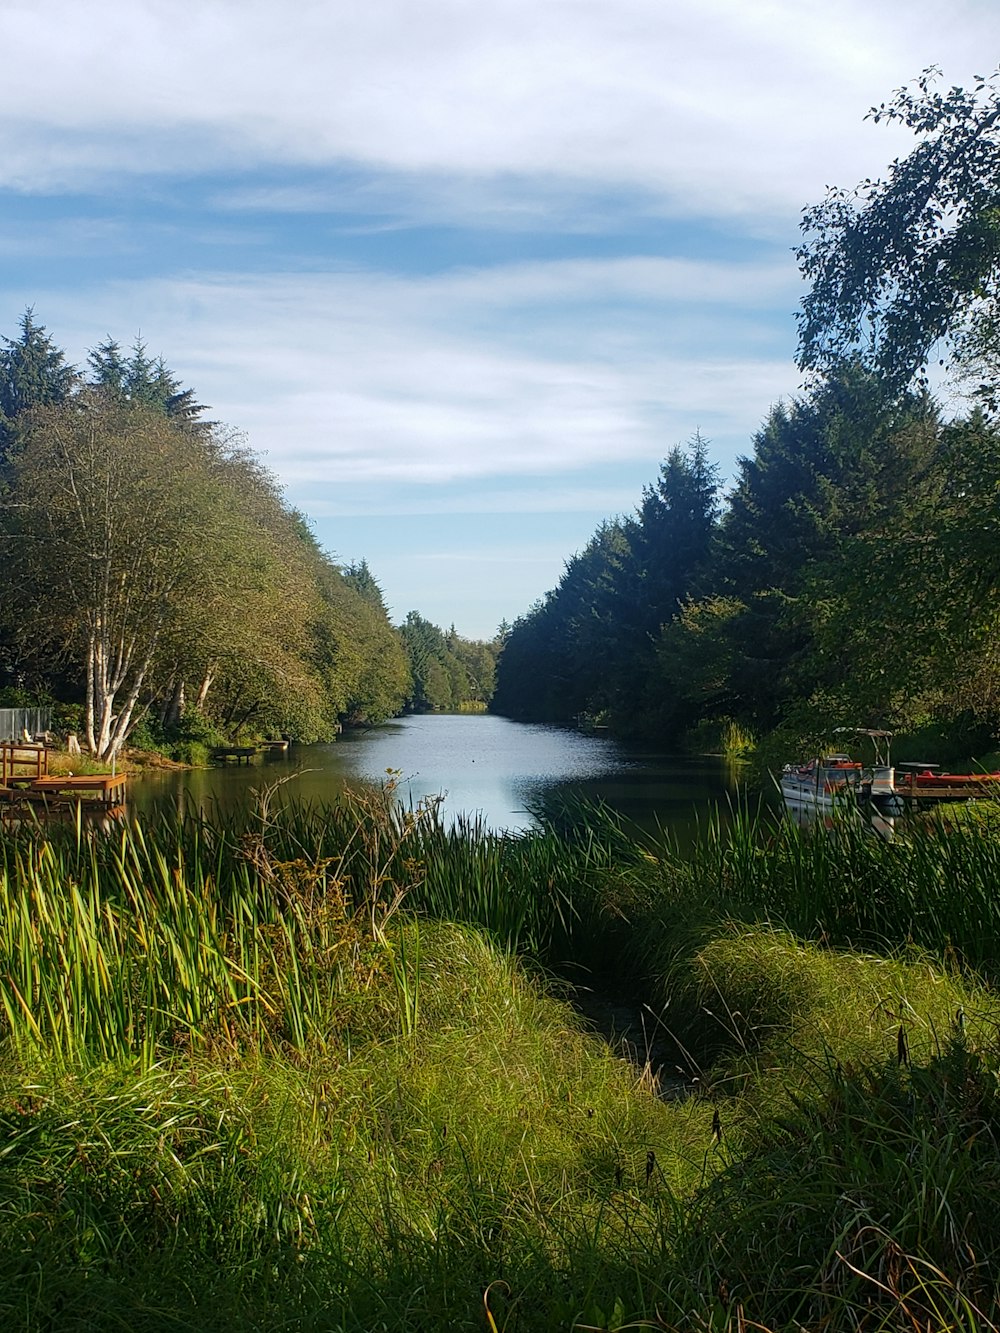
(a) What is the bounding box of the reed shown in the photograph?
[0,786,641,1063]
[5,787,1000,1066]
[4,792,1000,1329]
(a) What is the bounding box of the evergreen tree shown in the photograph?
[344,559,391,616]
[631,432,720,636]
[0,310,78,458]
[87,337,211,430]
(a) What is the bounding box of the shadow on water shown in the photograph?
[128,713,769,845]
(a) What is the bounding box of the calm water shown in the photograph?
[131,713,763,837]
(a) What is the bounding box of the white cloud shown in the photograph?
[20,258,798,492]
[304,482,648,518]
[0,0,994,218]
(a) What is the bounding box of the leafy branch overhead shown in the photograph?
[797,66,1000,404]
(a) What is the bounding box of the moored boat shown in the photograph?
[781,727,1000,817]
[780,754,863,809]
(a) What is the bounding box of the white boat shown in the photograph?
[780,729,1000,819]
[780,753,863,809]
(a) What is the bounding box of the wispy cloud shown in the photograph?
[1,0,992,218]
[4,0,992,635]
[21,258,798,492]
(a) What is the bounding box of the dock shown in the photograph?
[24,774,128,806]
[212,746,259,764]
[0,741,128,808]
[892,772,1000,804]
[1,741,48,785]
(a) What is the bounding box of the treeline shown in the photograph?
[495,68,1000,758]
[399,612,501,712]
[0,312,496,759]
[493,377,1000,754]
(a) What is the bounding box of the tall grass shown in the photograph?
[5,786,1000,1065]
[4,791,1000,1327]
[670,805,1000,974]
[0,787,642,1062]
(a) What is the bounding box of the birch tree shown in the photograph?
[797,67,1000,405]
[7,394,266,759]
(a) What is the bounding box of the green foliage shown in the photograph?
[494,439,719,734]
[493,75,1000,755]
[0,312,419,754]
[0,308,78,459]
[165,708,228,764]
[495,355,1000,757]
[5,802,1000,1327]
[87,335,212,429]
[797,66,1000,405]
[398,611,498,713]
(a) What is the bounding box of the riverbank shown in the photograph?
[1,796,999,1329]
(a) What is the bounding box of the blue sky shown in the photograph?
[1,1,996,637]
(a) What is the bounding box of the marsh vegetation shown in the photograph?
[2,789,1000,1330]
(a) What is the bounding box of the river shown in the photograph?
[130,713,768,839]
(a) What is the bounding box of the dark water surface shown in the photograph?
[131,713,761,838]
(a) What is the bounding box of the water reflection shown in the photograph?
[130,713,761,840]
[782,797,898,840]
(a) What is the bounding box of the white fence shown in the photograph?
[0,708,53,741]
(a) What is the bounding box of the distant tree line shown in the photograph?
[0,312,497,760]
[398,612,501,712]
[495,69,1000,759]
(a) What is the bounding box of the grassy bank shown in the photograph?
[2,794,1000,1329]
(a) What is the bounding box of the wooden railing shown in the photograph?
[0,742,49,787]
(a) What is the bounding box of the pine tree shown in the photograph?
[0,309,78,457]
[87,336,211,430]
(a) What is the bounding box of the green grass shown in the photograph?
[3,793,1000,1328]
[0,921,716,1331]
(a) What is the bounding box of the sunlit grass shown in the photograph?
[3,793,1000,1327]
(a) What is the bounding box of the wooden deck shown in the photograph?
[0,772,128,807]
[889,770,1000,805]
[0,741,49,785]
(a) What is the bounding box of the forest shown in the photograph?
[0,320,498,761]
[3,65,1000,1333]
[494,71,1000,764]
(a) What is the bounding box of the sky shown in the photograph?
[0,1,996,638]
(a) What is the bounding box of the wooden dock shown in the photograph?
[29,774,128,805]
[212,746,258,764]
[0,742,128,808]
[0,773,128,807]
[893,774,1000,804]
[0,741,48,785]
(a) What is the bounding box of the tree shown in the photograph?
[797,67,1000,404]
[0,310,78,459]
[87,337,212,430]
[308,557,410,728]
[344,558,391,616]
[709,373,939,731]
[399,612,455,711]
[492,439,721,735]
[4,393,301,759]
[396,612,498,713]
[812,409,1000,733]
[631,433,720,635]
[152,449,326,740]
